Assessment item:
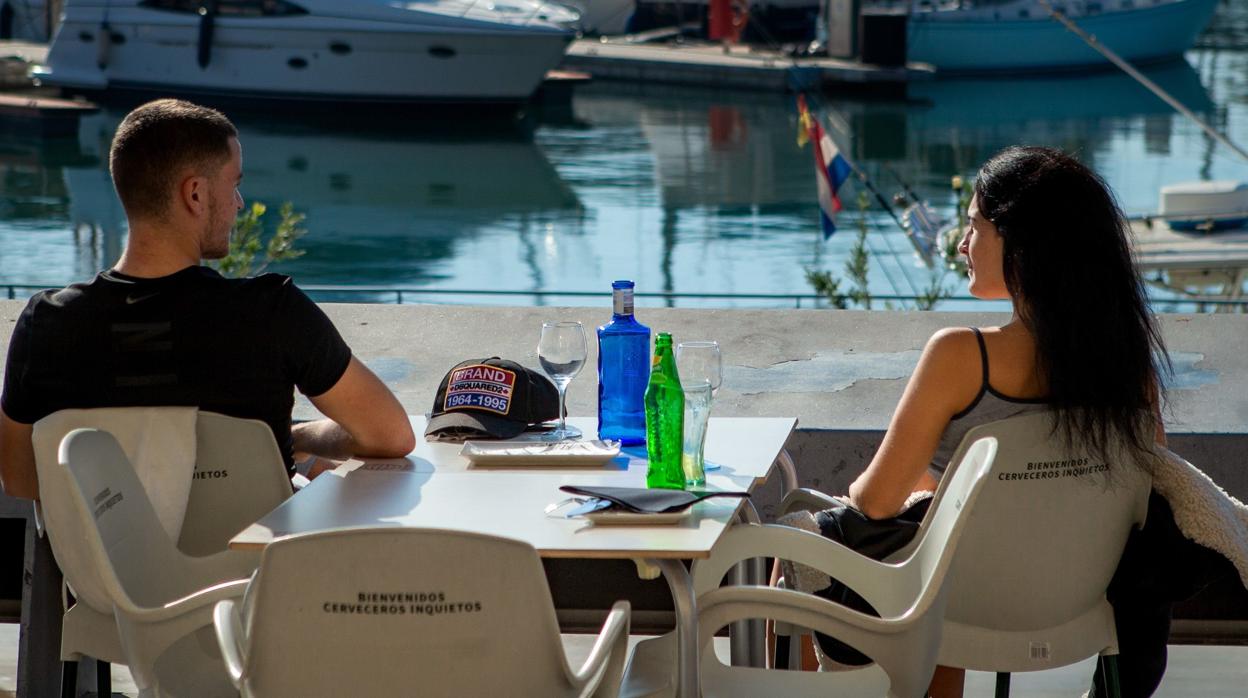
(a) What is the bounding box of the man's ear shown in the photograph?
[179,175,206,217]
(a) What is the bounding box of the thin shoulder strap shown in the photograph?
[970,327,989,388]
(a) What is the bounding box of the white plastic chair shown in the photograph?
[930,412,1149,697]
[621,436,999,698]
[779,411,1151,698]
[59,428,255,697]
[213,527,632,698]
[177,411,292,556]
[31,407,288,694]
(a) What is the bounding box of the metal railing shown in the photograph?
[5,283,1247,311]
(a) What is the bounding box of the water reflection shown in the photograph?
[831,58,1219,202]
[1,33,1245,310]
[542,59,1231,307]
[52,109,584,288]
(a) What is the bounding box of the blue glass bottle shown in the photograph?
[597,280,650,445]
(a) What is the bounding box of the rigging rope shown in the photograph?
[1038,0,1248,162]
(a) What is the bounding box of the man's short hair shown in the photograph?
[109,99,238,220]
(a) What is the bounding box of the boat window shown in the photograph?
[139,1,310,17]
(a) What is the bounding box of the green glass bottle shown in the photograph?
[644,333,686,490]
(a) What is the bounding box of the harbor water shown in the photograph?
[1,2,1247,311]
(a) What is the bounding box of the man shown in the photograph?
[0,99,415,499]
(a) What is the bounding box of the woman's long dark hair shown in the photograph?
[974,146,1169,463]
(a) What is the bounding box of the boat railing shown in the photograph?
[454,0,559,28]
[1129,209,1248,223]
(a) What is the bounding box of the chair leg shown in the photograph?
[994,671,1011,698]
[775,635,790,670]
[96,660,111,697]
[60,660,78,698]
[20,522,65,698]
[1102,655,1122,698]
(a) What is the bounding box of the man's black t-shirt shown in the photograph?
[1,266,352,474]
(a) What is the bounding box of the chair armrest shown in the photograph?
[697,585,910,647]
[184,548,262,585]
[112,578,250,678]
[778,488,841,516]
[571,600,631,696]
[118,578,249,624]
[213,599,247,688]
[697,585,936,693]
[691,524,915,615]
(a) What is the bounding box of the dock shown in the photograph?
[0,40,47,65]
[1131,218,1248,270]
[561,38,933,93]
[0,93,98,136]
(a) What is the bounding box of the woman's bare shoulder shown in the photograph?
[924,326,983,359]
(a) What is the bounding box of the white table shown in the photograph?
[389,415,796,484]
[232,416,797,697]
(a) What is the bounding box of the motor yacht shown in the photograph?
[35,0,579,105]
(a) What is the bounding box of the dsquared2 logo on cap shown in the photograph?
[443,364,516,416]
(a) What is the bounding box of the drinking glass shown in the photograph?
[676,341,722,486]
[538,321,587,440]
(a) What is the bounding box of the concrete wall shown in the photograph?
[3,300,1245,504]
[3,301,1245,634]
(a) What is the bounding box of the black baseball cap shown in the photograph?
[425,358,560,440]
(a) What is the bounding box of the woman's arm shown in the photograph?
[847,328,982,519]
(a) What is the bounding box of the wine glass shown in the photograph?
[537,321,587,440]
[676,341,722,483]
[676,341,722,395]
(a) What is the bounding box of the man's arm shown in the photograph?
[0,409,38,500]
[293,356,415,460]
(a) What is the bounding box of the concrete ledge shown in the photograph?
[3,301,1244,494]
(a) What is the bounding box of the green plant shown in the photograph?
[215,201,307,278]
[806,268,848,309]
[914,272,951,311]
[808,192,871,310]
[845,191,872,309]
[806,190,955,311]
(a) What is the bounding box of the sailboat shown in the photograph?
[904,0,1220,73]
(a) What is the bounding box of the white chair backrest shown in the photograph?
[242,527,578,697]
[933,411,1151,631]
[33,407,197,613]
[58,429,204,612]
[178,411,291,557]
[905,435,999,615]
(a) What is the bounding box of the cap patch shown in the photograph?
[443,364,517,416]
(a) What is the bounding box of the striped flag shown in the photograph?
[797,95,853,239]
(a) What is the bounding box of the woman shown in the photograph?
[850,145,1164,523]
[779,146,1237,697]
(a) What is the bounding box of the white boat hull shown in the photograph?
[907,0,1219,73]
[38,3,574,103]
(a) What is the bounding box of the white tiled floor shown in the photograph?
[3,623,1246,696]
